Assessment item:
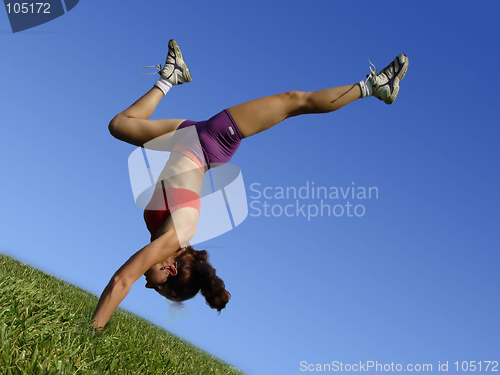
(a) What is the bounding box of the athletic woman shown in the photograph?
[91,40,409,328]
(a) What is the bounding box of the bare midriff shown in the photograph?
[155,152,204,195]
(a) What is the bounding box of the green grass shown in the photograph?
[0,254,244,375]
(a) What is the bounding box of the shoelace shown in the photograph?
[364,59,377,83]
[141,64,162,76]
[141,50,177,76]
[369,59,378,75]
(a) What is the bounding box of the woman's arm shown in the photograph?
[91,230,181,328]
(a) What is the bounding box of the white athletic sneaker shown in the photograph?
[368,54,408,104]
[143,39,192,85]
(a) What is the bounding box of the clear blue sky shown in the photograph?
[1,1,499,374]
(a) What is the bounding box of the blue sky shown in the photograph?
[1,1,499,374]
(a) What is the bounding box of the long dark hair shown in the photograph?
[158,246,230,312]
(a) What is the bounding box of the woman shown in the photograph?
[91,40,409,328]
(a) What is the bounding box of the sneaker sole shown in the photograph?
[168,39,192,83]
[385,54,408,104]
[396,54,409,82]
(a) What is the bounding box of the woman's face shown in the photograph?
[144,259,177,289]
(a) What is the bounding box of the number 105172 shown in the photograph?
[455,361,498,371]
[5,3,50,14]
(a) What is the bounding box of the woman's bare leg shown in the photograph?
[227,84,361,138]
[108,87,185,146]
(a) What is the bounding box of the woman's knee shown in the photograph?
[108,114,126,139]
[282,91,310,116]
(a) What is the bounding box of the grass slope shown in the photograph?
[0,254,244,375]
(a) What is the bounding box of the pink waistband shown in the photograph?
[172,143,206,172]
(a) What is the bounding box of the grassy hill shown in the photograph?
[0,254,244,375]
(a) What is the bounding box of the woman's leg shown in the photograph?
[108,39,193,147]
[229,53,409,138]
[227,84,361,138]
[108,87,185,146]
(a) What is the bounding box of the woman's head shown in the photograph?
[145,246,230,312]
[144,257,178,289]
